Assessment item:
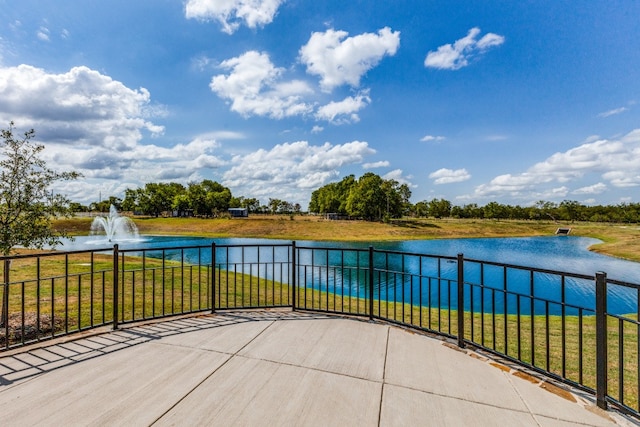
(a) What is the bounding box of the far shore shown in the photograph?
[52,215,640,263]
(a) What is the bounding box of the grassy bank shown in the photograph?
[53,215,640,262]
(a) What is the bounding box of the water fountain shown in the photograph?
[90,205,140,242]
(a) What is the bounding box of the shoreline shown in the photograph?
[52,216,640,263]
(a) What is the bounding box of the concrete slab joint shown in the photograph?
[0,310,635,426]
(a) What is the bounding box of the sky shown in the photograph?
[1,0,639,209]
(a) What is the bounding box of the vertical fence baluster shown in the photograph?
[37,257,41,339]
[113,244,119,330]
[2,259,9,347]
[596,271,608,409]
[291,241,296,310]
[211,242,216,313]
[619,319,625,405]
[369,246,374,321]
[457,253,465,348]
[64,254,69,334]
[561,275,567,378]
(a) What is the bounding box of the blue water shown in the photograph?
[59,235,640,315]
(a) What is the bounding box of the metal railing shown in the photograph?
[1,242,639,419]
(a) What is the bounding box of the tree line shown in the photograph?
[79,175,640,223]
[309,176,639,223]
[406,198,640,223]
[74,180,303,217]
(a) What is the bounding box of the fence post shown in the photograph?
[113,244,119,330]
[211,242,216,313]
[2,259,10,334]
[457,253,465,348]
[369,246,374,321]
[291,241,296,311]
[595,271,608,409]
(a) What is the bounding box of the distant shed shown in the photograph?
[228,208,248,218]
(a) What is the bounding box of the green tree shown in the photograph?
[187,182,208,216]
[0,122,80,326]
[413,201,429,217]
[90,197,121,213]
[309,175,355,214]
[483,201,508,219]
[268,198,282,214]
[172,193,191,216]
[0,121,81,255]
[559,200,585,222]
[428,198,452,219]
[346,173,385,220]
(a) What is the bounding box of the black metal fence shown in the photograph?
[1,242,639,418]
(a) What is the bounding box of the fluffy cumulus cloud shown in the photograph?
[210,28,398,122]
[46,135,226,202]
[299,27,400,92]
[0,64,234,202]
[0,65,163,150]
[429,168,471,184]
[424,27,504,70]
[315,91,370,124]
[185,0,284,34]
[573,182,607,195]
[210,50,313,119]
[472,129,640,200]
[222,140,375,202]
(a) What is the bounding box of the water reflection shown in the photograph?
[57,235,640,315]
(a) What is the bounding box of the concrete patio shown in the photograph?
[0,309,635,426]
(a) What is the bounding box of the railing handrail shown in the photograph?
[2,241,639,419]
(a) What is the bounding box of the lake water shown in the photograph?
[59,235,640,315]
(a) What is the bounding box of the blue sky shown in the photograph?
[1,0,639,208]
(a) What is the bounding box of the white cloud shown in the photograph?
[472,129,640,200]
[363,161,390,169]
[383,169,415,187]
[299,27,400,92]
[315,91,370,124]
[311,125,324,133]
[573,182,607,195]
[222,140,375,203]
[37,26,50,42]
[429,168,471,184]
[598,107,628,118]
[210,51,314,119]
[420,135,445,142]
[0,65,164,150]
[424,27,504,70]
[185,0,284,34]
[195,130,246,141]
[0,64,242,203]
[47,135,226,202]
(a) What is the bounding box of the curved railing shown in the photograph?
[1,241,638,419]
